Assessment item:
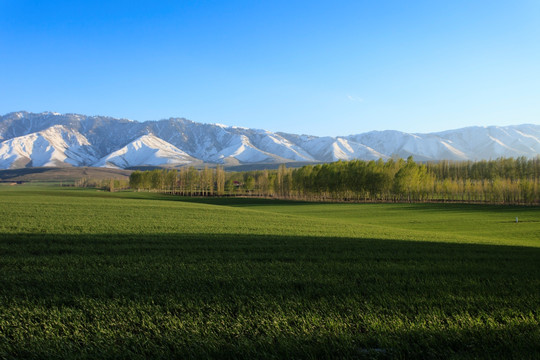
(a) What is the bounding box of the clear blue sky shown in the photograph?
[1,0,539,136]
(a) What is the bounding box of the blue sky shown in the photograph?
[1,0,539,136]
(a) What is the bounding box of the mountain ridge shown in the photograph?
[0,111,538,169]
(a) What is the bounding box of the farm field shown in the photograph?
[0,185,539,359]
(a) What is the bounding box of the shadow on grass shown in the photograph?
[0,232,539,359]
[172,196,313,207]
[166,195,540,213]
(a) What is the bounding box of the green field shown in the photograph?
[0,185,539,359]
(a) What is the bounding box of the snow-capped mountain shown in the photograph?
[0,111,538,169]
[0,125,98,168]
[94,134,197,168]
[278,134,387,162]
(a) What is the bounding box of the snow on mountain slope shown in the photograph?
[148,119,240,162]
[247,133,314,161]
[93,134,196,168]
[0,125,98,168]
[0,111,143,157]
[204,134,285,164]
[293,136,387,161]
[348,131,468,161]
[222,128,315,162]
[0,112,538,169]
[435,125,540,160]
[148,119,314,163]
[332,138,389,161]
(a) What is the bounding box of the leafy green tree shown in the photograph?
[244,176,255,193]
[165,170,177,191]
[129,171,143,191]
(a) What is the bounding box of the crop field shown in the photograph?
[0,185,539,359]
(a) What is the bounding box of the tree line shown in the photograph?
[129,157,540,204]
[74,177,129,192]
[129,166,226,196]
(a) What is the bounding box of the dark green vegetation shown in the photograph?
[1,185,539,359]
[130,157,540,204]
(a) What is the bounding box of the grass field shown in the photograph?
[0,185,539,359]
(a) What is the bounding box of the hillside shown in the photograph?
[0,167,132,182]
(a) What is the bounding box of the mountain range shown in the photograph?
[0,111,538,169]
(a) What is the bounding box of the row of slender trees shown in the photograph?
[74,177,129,192]
[426,157,540,181]
[129,157,540,204]
[129,166,226,196]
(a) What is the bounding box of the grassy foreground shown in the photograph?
[0,185,539,359]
